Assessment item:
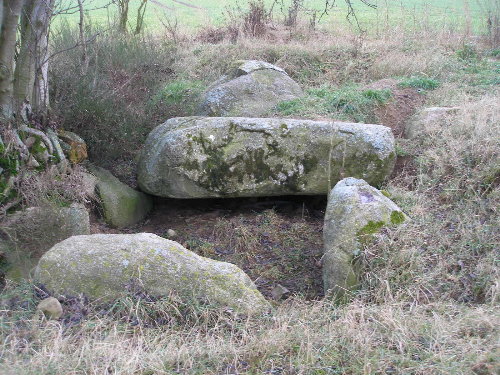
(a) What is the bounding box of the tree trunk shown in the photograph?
[117,0,129,33]
[134,0,148,35]
[13,0,55,122]
[0,0,25,120]
[77,0,89,75]
[0,0,4,32]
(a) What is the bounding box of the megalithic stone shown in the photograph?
[138,117,396,199]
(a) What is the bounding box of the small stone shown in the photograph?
[271,284,290,300]
[1,204,90,260]
[37,297,63,320]
[81,172,97,198]
[26,155,40,168]
[166,229,177,238]
[24,136,36,148]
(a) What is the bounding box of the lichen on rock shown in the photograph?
[35,233,270,315]
[323,178,407,301]
[89,165,152,228]
[138,117,396,199]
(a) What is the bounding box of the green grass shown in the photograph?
[58,0,489,31]
[276,85,392,122]
[399,76,440,90]
[149,79,206,112]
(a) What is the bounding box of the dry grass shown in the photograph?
[356,94,500,306]
[14,165,93,208]
[50,22,481,175]
[0,286,498,375]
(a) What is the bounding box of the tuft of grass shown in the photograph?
[399,76,440,90]
[276,86,392,122]
[149,79,205,115]
[487,48,500,57]
[456,44,479,61]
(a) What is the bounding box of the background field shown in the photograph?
[57,0,490,31]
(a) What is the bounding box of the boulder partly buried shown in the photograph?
[0,203,90,258]
[35,233,270,315]
[138,117,396,198]
[89,166,152,228]
[198,60,303,117]
[323,178,407,300]
[404,106,460,139]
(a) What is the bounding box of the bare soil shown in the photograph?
[91,196,327,300]
[366,78,426,137]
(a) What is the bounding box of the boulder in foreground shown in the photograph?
[35,233,270,315]
[138,117,396,198]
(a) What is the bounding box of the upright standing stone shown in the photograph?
[323,178,407,300]
[89,166,152,228]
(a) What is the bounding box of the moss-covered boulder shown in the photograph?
[323,178,407,300]
[57,130,88,164]
[89,166,152,228]
[35,233,270,314]
[138,117,396,198]
[198,60,303,117]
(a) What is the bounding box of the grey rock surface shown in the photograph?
[138,117,396,198]
[323,178,407,300]
[198,60,303,117]
[35,233,270,314]
[89,166,152,228]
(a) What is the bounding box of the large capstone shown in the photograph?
[35,233,270,315]
[198,60,303,117]
[323,178,407,300]
[137,117,396,198]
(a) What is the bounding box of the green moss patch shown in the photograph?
[390,210,406,225]
[357,220,385,238]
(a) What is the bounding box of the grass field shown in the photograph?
[57,0,490,31]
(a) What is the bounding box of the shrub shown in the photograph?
[456,44,479,61]
[50,25,178,166]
